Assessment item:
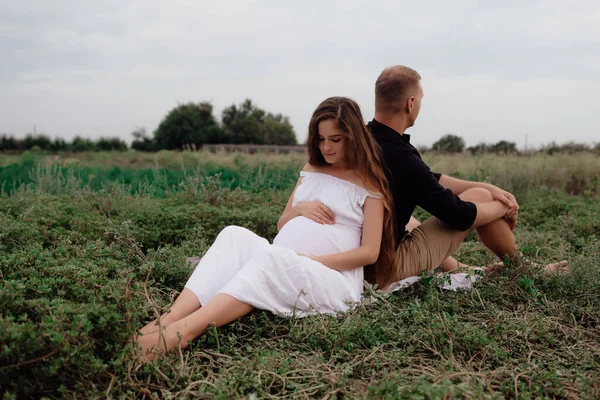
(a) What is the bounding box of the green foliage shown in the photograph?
[94,137,128,152]
[0,134,127,153]
[152,98,297,150]
[154,102,225,150]
[0,97,298,154]
[542,141,594,155]
[23,134,52,151]
[222,99,297,145]
[2,151,598,200]
[0,153,598,398]
[432,134,466,153]
[468,140,517,155]
[0,134,21,151]
[130,127,157,152]
[422,152,600,202]
[70,136,96,152]
[0,160,301,197]
[490,140,517,154]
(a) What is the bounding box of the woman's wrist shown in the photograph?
[291,203,304,218]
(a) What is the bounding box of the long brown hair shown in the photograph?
[307,97,397,289]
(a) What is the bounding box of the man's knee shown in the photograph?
[459,187,493,203]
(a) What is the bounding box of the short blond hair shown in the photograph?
[375,65,421,114]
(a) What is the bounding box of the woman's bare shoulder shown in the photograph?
[343,171,377,192]
[301,165,379,193]
[363,180,382,194]
[302,163,318,172]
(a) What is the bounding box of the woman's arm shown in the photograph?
[308,196,384,271]
[277,178,303,231]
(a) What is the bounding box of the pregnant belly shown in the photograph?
[273,216,361,256]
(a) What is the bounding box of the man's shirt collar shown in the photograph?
[368,119,411,143]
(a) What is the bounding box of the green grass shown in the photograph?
[1,150,598,200]
[0,152,302,196]
[0,152,599,398]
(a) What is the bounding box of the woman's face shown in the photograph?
[317,119,346,166]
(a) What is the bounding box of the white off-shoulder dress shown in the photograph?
[184,171,381,317]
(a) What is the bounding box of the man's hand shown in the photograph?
[490,187,519,219]
[505,212,518,231]
[294,201,335,225]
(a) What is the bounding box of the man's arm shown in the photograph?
[472,201,509,228]
[438,174,519,219]
[438,174,494,195]
[400,155,477,231]
[426,172,511,230]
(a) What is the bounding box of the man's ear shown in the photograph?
[406,96,415,113]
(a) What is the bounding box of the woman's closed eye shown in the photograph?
[319,137,342,143]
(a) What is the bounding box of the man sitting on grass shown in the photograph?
[368,65,568,278]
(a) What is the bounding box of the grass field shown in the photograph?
[1,151,599,398]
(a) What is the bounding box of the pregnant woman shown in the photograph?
[136,97,397,361]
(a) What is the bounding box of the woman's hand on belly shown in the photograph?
[294,201,335,225]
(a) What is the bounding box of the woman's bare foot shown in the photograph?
[135,323,189,362]
[138,321,165,338]
[136,331,166,362]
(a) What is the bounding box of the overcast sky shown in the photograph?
[1,0,599,148]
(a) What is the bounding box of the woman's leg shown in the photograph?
[184,226,270,306]
[138,288,201,336]
[137,226,269,338]
[137,294,253,361]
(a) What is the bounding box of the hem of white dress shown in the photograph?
[217,289,358,319]
[183,284,209,307]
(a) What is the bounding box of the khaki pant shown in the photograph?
[396,217,470,279]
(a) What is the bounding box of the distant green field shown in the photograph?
[1,150,598,198]
[1,151,599,398]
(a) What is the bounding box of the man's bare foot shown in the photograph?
[476,262,505,273]
[538,260,569,274]
[441,261,503,274]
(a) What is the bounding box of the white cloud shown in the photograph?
[0,0,599,147]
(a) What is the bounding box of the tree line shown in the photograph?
[0,134,129,153]
[429,134,518,154]
[428,134,600,155]
[132,99,297,152]
[2,115,598,155]
[0,99,298,153]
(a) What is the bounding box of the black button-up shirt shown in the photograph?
[368,119,477,247]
